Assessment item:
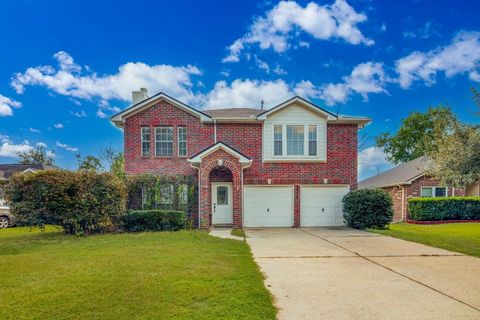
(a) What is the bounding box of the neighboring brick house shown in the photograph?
[358,156,477,221]
[111,91,370,229]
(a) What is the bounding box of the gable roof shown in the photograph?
[188,141,252,167]
[110,92,212,127]
[358,156,430,188]
[256,96,338,120]
[0,164,62,180]
[110,92,370,127]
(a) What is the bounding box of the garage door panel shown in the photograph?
[300,186,349,227]
[244,186,293,227]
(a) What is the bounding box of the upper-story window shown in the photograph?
[274,125,283,156]
[141,127,150,157]
[178,127,187,157]
[155,126,173,157]
[308,125,317,156]
[286,125,304,155]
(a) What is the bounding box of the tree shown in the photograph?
[472,86,480,112]
[426,123,480,188]
[375,106,457,165]
[17,146,54,165]
[110,152,125,180]
[76,154,103,172]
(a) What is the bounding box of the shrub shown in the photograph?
[408,197,480,221]
[122,210,186,232]
[126,174,197,224]
[5,170,126,235]
[342,188,394,229]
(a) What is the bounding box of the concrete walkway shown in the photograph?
[245,227,480,320]
[209,228,244,241]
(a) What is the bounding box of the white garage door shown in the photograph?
[244,186,294,227]
[300,185,349,227]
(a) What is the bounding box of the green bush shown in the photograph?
[122,210,186,232]
[408,197,480,221]
[5,170,126,235]
[342,188,394,229]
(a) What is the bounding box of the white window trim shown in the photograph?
[155,126,174,157]
[421,186,448,197]
[141,127,150,157]
[178,126,187,157]
[272,124,320,159]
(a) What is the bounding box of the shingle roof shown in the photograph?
[358,156,430,188]
[202,108,262,119]
[0,164,62,179]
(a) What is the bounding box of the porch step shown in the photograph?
[212,224,234,229]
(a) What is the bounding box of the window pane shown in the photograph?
[155,127,173,156]
[421,187,433,197]
[178,184,188,205]
[217,186,228,205]
[157,185,174,207]
[308,125,317,156]
[435,187,446,197]
[141,127,150,157]
[274,125,282,156]
[178,127,187,157]
[287,125,304,155]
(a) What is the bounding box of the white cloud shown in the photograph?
[396,30,480,88]
[0,94,22,116]
[0,141,33,157]
[203,79,295,109]
[36,142,47,148]
[71,110,87,117]
[11,51,203,109]
[56,141,78,152]
[96,109,108,118]
[54,123,64,129]
[321,62,388,105]
[358,146,392,177]
[223,0,373,63]
[29,127,41,133]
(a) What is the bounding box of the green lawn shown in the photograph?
[371,223,480,257]
[0,227,276,320]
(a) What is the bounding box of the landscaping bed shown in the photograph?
[0,227,276,320]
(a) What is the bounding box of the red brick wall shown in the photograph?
[384,186,404,221]
[124,100,214,176]
[216,123,358,189]
[382,176,467,221]
[124,101,359,189]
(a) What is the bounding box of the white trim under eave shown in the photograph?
[188,142,253,168]
[111,93,212,127]
[257,96,337,121]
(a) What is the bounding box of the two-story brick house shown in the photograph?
[111,90,370,229]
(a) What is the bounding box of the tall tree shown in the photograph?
[427,123,480,188]
[17,146,54,165]
[76,154,103,172]
[375,106,457,165]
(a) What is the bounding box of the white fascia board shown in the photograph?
[256,96,337,121]
[188,142,252,166]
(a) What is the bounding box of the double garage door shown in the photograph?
[243,185,349,227]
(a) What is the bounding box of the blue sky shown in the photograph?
[0,0,479,180]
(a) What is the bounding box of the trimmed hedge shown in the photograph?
[122,210,186,232]
[5,170,126,235]
[408,197,480,221]
[342,188,394,230]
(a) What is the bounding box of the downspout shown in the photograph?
[241,167,244,229]
[213,119,217,143]
[198,167,201,230]
[400,185,405,221]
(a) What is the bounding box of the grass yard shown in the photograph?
[0,227,276,320]
[371,223,480,258]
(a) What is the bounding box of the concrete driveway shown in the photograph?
[245,228,480,320]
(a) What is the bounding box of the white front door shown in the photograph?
[212,182,233,225]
